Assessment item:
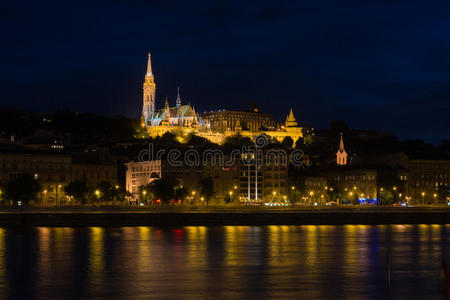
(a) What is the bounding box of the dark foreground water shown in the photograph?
[0,225,449,299]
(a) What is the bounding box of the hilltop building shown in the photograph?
[140,53,303,144]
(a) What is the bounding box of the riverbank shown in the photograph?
[1,207,450,226]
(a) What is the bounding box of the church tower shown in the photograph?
[336,133,348,165]
[142,52,156,126]
[176,87,181,108]
[285,108,298,127]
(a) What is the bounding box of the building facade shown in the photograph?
[0,150,117,205]
[407,159,450,204]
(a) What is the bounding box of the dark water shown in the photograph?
[1,225,449,299]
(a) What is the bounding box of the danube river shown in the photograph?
[0,225,449,299]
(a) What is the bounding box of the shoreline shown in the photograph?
[1,207,450,226]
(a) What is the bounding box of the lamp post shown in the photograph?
[191,190,196,206]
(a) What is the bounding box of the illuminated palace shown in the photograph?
[141,53,303,144]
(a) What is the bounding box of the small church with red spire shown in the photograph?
[336,133,348,165]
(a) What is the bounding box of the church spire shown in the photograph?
[336,132,348,166]
[339,132,345,152]
[176,86,181,108]
[146,52,152,76]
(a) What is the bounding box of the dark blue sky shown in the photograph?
[1,0,449,143]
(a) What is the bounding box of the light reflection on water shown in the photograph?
[0,225,449,299]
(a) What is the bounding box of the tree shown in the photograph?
[112,186,132,205]
[64,180,91,204]
[0,182,5,204]
[174,186,188,202]
[199,176,214,205]
[330,120,350,137]
[4,174,41,205]
[139,184,155,204]
[222,135,253,153]
[148,177,179,203]
[294,137,305,148]
[281,136,294,149]
[224,194,233,205]
[437,185,449,204]
[326,187,343,204]
[377,169,402,205]
[303,135,313,145]
[97,181,114,203]
[134,125,149,139]
[378,189,394,205]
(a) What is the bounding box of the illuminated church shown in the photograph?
[141,53,303,144]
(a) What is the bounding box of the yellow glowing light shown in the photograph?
[291,186,295,190]
[234,185,237,190]
[95,190,100,196]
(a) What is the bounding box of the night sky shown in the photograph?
[1,0,449,143]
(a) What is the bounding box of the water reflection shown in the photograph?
[0,225,448,299]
